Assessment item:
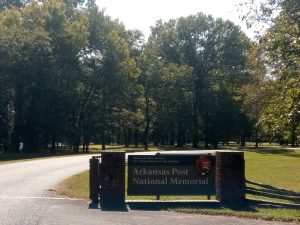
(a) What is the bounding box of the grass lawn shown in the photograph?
[56,144,300,222]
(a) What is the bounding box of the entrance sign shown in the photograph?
[90,151,245,207]
[127,154,215,196]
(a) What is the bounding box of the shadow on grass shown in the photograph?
[126,201,273,215]
[127,201,221,211]
[246,180,300,205]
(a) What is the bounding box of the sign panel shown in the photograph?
[127,154,215,196]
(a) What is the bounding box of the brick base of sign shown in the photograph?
[216,151,246,205]
[99,151,126,208]
[89,156,100,204]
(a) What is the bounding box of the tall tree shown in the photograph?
[240,42,267,147]
[243,0,300,146]
[149,14,250,148]
[0,0,88,153]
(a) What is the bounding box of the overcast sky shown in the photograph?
[95,0,255,39]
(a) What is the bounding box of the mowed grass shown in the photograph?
[57,171,90,199]
[175,205,300,222]
[245,148,300,204]
[56,145,300,222]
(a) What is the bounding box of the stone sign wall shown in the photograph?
[90,150,245,207]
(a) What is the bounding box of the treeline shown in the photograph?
[0,0,299,153]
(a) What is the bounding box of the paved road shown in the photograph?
[0,155,91,225]
[0,156,297,225]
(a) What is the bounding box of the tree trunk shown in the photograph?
[213,139,218,149]
[23,126,39,153]
[23,98,39,153]
[144,92,150,151]
[255,128,259,148]
[86,142,90,153]
[144,126,149,151]
[9,76,24,153]
[291,118,297,147]
[177,124,184,147]
[169,128,175,146]
[10,125,21,153]
[204,119,209,149]
[128,128,132,145]
[134,128,139,147]
[83,131,90,153]
[204,133,209,149]
[160,130,165,146]
[51,133,56,154]
[117,128,121,145]
[124,128,129,147]
[240,135,246,148]
[101,129,106,150]
[153,128,159,147]
[71,111,79,153]
[192,105,199,148]
[73,135,80,153]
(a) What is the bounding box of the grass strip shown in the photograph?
[173,204,300,223]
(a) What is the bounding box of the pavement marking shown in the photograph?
[0,196,83,201]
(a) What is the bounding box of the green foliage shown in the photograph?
[148,14,251,148]
[0,0,298,153]
[259,1,300,145]
[0,0,88,153]
[240,0,300,146]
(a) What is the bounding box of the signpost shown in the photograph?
[90,150,245,207]
[127,154,215,196]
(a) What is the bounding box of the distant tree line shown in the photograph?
[0,0,299,153]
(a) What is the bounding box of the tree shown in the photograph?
[149,14,250,148]
[138,43,163,150]
[240,42,267,147]
[243,0,300,146]
[0,0,88,153]
[81,3,142,150]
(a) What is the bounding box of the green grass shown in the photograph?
[245,149,300,204]
[56,144,300,222]
[175,204,300,222]
[57,171,90,199]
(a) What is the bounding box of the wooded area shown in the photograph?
[0,0,299,153]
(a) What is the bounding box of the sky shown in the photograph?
[95,0,256,39]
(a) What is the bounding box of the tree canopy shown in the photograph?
[0,0,298,153]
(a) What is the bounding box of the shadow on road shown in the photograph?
[89,202,128,212]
